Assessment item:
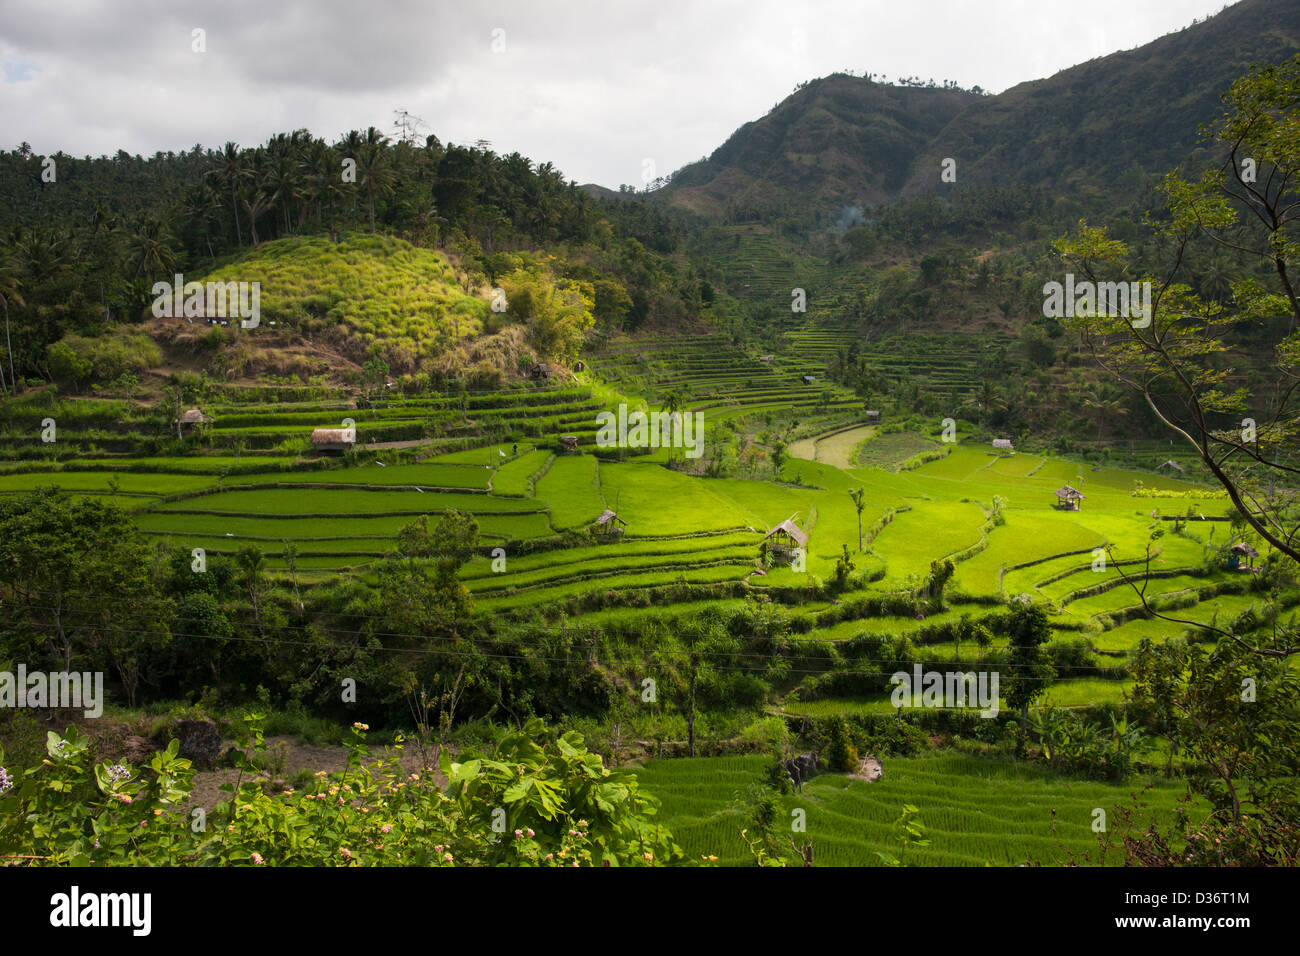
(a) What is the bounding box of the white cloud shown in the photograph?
[0,0,1233,185]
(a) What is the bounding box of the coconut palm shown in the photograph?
[0,269,23,393]
[267,149,302,236]
[128,216,177,279]
[358,126,395,233]
[210,142,251,246]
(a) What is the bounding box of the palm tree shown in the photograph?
[128,217,177,279]
[1198,257,1234,304]
[849,487,866,551]
[183,183,222,259]
[1082,383,1128,444]
[359,127,395,233]
[212,142,250,246]
[237,154,273,247]
[267,150,301,237]
[0,269,23,393]
[301,140,342,239]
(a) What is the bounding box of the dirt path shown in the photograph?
[789,424,877,470]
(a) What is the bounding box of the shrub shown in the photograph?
[822,716,859,772]
[0,716,682,867]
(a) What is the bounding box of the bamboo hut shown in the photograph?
[1054,485,1085,511]
[761,517,808,566]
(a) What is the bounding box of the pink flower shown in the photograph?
[340,848,352,860]
[251,853,264,865]
[114,793,132,804]
[443,852,453,863]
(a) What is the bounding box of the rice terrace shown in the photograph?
[1,0,1299,890]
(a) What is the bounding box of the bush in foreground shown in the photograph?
[0,717,681,867]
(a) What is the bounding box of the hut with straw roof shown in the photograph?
[174,407,211,438]
[311,427,355,453]
[1054,485,1085,511]
[1223,541,1259,570]
[761,516,808,566]
[594,508,627,541]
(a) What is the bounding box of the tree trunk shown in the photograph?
[688,666,697,758]
[3,302,15,392]
[230,184,242,246]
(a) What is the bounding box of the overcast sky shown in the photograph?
[0,0,1233,188]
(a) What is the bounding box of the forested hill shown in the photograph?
[0,134,719,388]
[660,0,1300,226]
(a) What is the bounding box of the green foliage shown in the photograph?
[822,716,859,772]
[875,803,930,867]
[0,717,681,867]
[47,332,162,392]
[500,267,595,363]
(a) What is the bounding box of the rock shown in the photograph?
[120,735,155,765]
[850,755,884,782]
[170,719,223,769]
[783,752,818,791]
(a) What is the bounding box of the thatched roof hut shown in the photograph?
[596,509,626,527]
[1224,541,1260,569]
[559,435,579,452]
[864,409,881,421]
[762,517,808,566]
[1055,485,1085,510]
[530,362,568,382]
[311,428,355,452]
[1157,459,1186,474]
[594,508,627,538]
[992,438,1014,453]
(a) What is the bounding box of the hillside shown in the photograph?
[148,234,490,382]
[662,0,1300,223]
[666,80,979,220]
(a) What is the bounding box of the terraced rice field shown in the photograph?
[637,753,1201,866]
[1,334,1267,719]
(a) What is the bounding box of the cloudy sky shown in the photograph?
[1,0,1231,188]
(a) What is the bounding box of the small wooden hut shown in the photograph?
[559,435,579,453]
[1157,459,1186,474]
[992,438,1014,455]
[802,374,816,385]
[1224,541,1259,570]
[594,508,627,540]
[174,408,211,437]
[761,517,808,566]
[530,362,567,382]
[311,427,355,453]
[864,409,881,422]
[1054,485,1085,511]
